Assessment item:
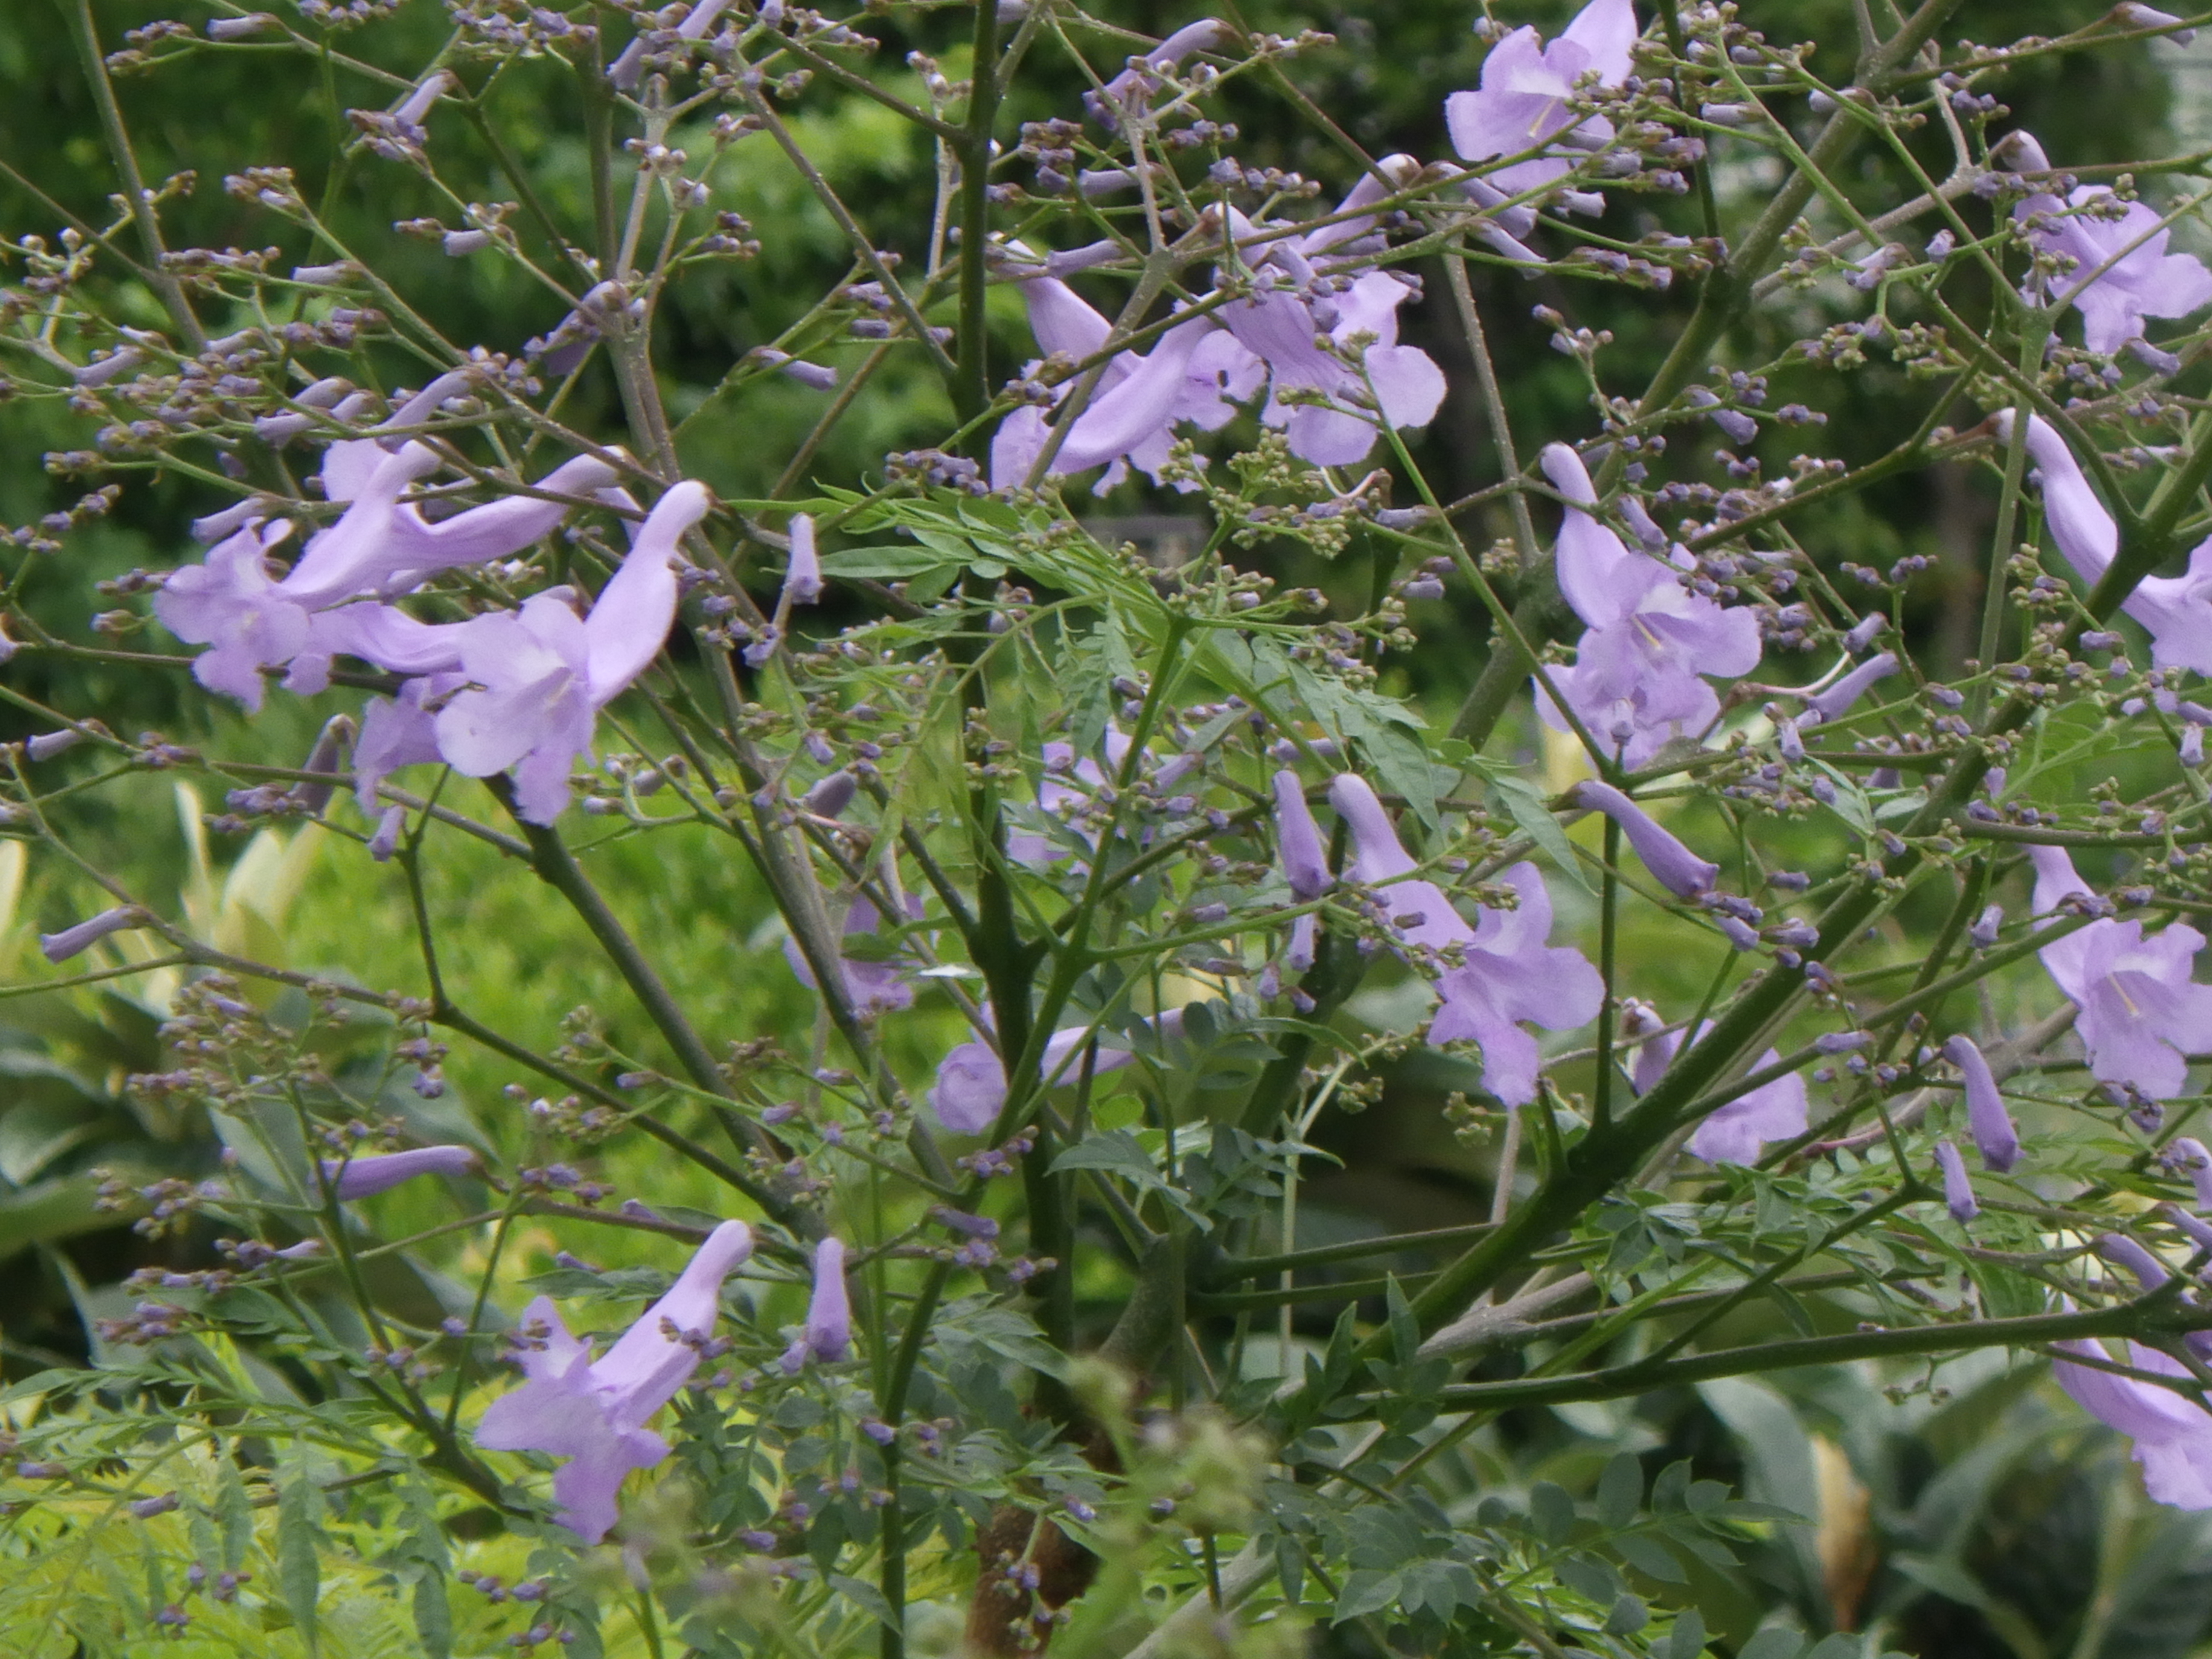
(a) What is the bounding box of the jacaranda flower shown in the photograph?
[2029,844,2212,1100]
[1272,770,1333,900]
[477,1220,754,1543]
[2000,411,2212,677]
[1935,1139,1978,1221]
[1534,444,1759,767]
[320,1145,479,1199]
[1330,774,1600,1105]
[1630,1021,1806,1164]
[1942,1034,2020,1172]
[2054,1337,2212,1509]
[432,481,710,822]
[782,896,920,1017]
[2008,131,2212,353]
[1569,780,1719,899]
[1446,0,1639,201]
[780,1236,851,1372]
[929,1009,1188,1135]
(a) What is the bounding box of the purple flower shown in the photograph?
[608,0,734,88]
[928,1009,1188,1135]
[1942,1034,2020,1173]
[781,895,920,1016]
[320,1144,480,1199]
[1534,445,1760,766]
[1569,780,1719,898]
[431,481,710,822]
[2170,1137,2212,1209]
[2118,3,2197,44]
[780,1236,851,1371]
[2002,413,2212,677]
[39,905,145,964]
[1803,652,1900,724]
[368,803,407,862]
[2053,1336,2212,1509]
[802,770,859,818]
[2012,149,2212,352]
[476,1220,755,1543]
[1970,903,2004,949]
[1086,18,1230,122]
[2029,844,2212,1100]
[782,515,822,606]
[1935,1139,1978,1221]
[1688,1052,1806,1165]
[156,442,623,708]
[1271,770,1332,900]
[990,278,1259,492]
[1217,253,1446,465]
[1630,1018,1807,1162]
[1007,726,1134,868]
[1330,774,1600,1105]
[1445,0,1639,199]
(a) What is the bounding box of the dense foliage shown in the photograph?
[9,2,2212,1657]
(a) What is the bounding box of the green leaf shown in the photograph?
[830,1572,901,1629]
[1530,1480,1576,1543]
[1385,1276,1420,1371]
[1604,1592,1649,1635]
[1614,1531,1688,1583]
[1597,1452,1642,1529]
[1333,1569,1402,1623]
[217,1458,255,1574]
[1737,1631,1806,1659]
[818,545,962,580]
[412,1571,452,1659]
[277,1461,323,1653]
[1493,775,1592,894]
[1051,1129,1171,1200]
[1662,1607,1707,1658]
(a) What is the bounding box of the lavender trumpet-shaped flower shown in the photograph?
[1446,0,1639,200]
[40,905,145,963]
[782,896,920,1016]
[608,0,734,89]
[928,1009,1189,1135]
[431,481,710,823]
[476,1220,754,1543]
[1272,771,1333,900]
[1630,1018,1806,1164]
[803,770,859,818]
[2001,412,2212,677]
[367,803,407,862]
[1569,780,1719,899]
[1331,775,1600,1105]
[1215,174,1447,467]
[2118,3,2198,44]
[2170,1137,2212,1209]
[156,442,625,707]
[781,515,823,605]
[1086,18,1230,121]
[1935,1140,1978,1221]
[1941,1034,2020,1173]
[1802,652,1900,725]
[780,1237,851,1372]
[1534,444,1759,767]
[2053,1336,2212,1510]
[990,276,1259,492]
[2029,844,2212,1100]
[320,1144,480,1199]
[2010,134,2212,353]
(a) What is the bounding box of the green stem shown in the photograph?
[953,0,1003,436]
[63,0,204,347]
